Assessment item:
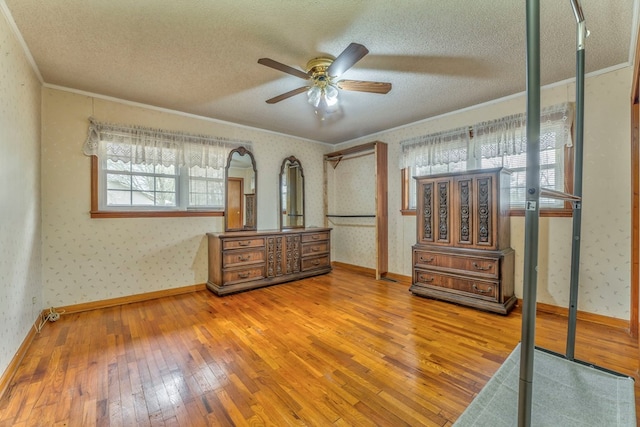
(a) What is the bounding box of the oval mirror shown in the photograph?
[280,156,304,229]
[225,147,257,231]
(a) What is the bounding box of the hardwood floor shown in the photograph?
[1,265,638,426]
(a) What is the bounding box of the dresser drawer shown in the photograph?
[414,249,499,279]
[301,232,330,243]
[222,249,265,267]
[414,269,498,302]
[301,241,329,256]
[301,255,330,271]
[222,266,265,285]
[223,238,265,250]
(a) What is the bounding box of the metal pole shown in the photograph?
[566,0,586,360]
[518,1,540,425]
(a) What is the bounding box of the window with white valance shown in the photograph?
[400,102,574,210]
[83,117,251,213]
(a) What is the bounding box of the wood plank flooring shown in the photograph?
[1,265,638,426]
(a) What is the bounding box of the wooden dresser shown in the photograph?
[410,168,516,314]
[207,228,331,295]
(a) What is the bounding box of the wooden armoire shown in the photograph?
[410,168,516,314]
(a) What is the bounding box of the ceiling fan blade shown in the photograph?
[258,58,310,80]
[327,43,369,77]
[337,80,392,94]
[265,86,309,104]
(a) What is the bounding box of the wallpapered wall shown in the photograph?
[328,67,632,320]
[41,88,329,308]
[0,11,42,377]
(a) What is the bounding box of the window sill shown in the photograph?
[90,210,224,219]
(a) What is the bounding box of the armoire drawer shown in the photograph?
[414,249,499,279]
[222,249,265,268]
[413,269,499,302]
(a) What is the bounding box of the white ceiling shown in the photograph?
[2,0,638,144]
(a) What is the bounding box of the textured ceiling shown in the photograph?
[2,0,638,144]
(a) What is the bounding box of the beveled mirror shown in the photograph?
[279,156,304,229]
[225,147,257,231]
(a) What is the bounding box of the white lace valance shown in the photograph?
[399,102,574,169]
[83,117,252,169]
[400,127,470,169]
[471,102,574,160]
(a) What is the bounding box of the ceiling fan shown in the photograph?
[258,43,392,109]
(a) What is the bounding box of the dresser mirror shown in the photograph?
[225,147,257,231]
[279,156,305,229]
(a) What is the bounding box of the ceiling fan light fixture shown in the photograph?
[307,86,322,107]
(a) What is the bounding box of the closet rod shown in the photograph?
[325,214,375,218]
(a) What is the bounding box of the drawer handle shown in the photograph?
[472,284,493,294]
[420,256,435,263]
[238,255,250,262]
[311,235,320,240]
[472,262,492,271]
[238,241,252,246]
[419,275,434,283]
[238,272,250,278]
[313,260,321,266]
[311,247,320,252]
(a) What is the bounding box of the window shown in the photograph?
[401,103,574,216]
[84,118,247,218]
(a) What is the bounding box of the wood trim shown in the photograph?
[0,314,40,400]
[57,283,207,314]
[400,209,417,216]
[401,168,410,211]
[91,155,99,212]
[375,142,388,279]
[324,142,376,160]
[526,300,630,331]
[91,210,224,218]
[632,100,639,338]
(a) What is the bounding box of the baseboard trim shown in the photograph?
[59,283,207,314]
[529,300,630,331]
[331,262,412,285]
[0,313,41,401]
[330,263,629,331]
[0,283,206,401]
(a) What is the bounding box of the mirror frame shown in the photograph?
[279,156,305,230]
[225,146,257,232]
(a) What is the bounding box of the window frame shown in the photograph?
[401,143,575,218]
[90,156,224,218]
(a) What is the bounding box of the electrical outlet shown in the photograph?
[32,297,36,305]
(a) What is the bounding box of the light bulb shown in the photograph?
[306,86,321,108]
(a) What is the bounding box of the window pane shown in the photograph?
[106,173,131,190]
[155,164,175,175]
[107,190,131,205]
[131,175,154,191]
[131,191,155,205]
[188,167,224,209]
[156,192,176,206]
[156,177,176,192]
[131,163,155,174]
